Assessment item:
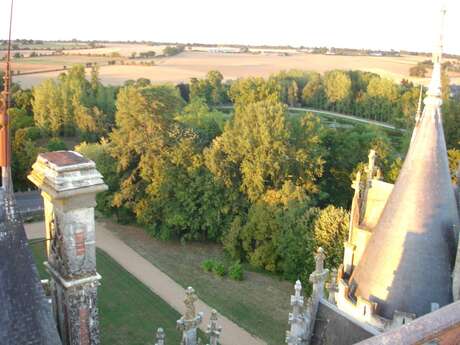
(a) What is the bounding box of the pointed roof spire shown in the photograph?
[432,5,446,66]
[348,6,459,320]
[427,6,446,99]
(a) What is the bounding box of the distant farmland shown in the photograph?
[2,43,459,88]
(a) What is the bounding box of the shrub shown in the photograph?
[26,127,42,141]
[201,259,216,272]
[46,138,67,152]
[212,261,226,277]
[228,261,244,281]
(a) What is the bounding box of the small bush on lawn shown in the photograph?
[229,261,244,281]
[212,261,226,277]
[201,259,216,272]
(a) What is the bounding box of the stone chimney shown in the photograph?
[28,151,107,345]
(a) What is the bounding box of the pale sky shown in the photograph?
[1,0,460,54]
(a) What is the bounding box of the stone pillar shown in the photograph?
[206,310,222,345]
[286,280,307,345]
[155,328,166,345]
[303,248,330,344]
[309,248,329,302]
[28,151,107,345]
[177,287,203,345]
[326,268,339,305]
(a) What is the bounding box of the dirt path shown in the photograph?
[219,105,401,131]
[25,221,266,345]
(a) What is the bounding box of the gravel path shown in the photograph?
[25,221,266,345]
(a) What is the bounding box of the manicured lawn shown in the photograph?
[30,241,183,345]
[103,219,293,345]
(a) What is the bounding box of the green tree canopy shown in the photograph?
[323,70,352,104]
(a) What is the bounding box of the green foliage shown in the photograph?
[366,77,399,101]
[190,70,227,106]
[400,86,422,128]
[287,80,299,107]
[269,70,311,106]
[23,66,460,290]
[212,261,226,277]
[319,125,397,207]
[313,205,349,268]
[222,216,245,260]
[228,77,281,112]
[443,98,460,149]
[301,72,326,108]
[323,70,352,110]
[32,65,116,137]
[75,140,126,219]
[448,148,460,184]
[12,129,44,190]
[110,84,236,240]
[387,156,403,184]
[163,45,185,56]
[238,182,316,277]
[175,97,226,146]
[12,89,33,114]
[25,127,42,141]
[201,259,216,272]
[9,107,34,135]
[46,138,67,151]
[228,261,244,281]
[205,90,324,202]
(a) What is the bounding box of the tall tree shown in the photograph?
[323,70,352,111]
[206,80,324,202]
[287,80,299,107]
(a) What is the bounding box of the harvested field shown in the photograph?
[1,55,115,75]
[8,49,460,88]
[63,43,169,57]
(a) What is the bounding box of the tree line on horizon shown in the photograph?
[2,65,460,285]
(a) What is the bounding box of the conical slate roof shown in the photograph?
[349,54,460,319]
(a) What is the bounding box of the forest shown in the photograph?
[3,65,460,285]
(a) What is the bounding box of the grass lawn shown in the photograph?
[103,219,293,345]
[30,241,184,345]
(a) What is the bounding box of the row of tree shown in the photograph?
[4,66,460,284]
[73,76,408,282]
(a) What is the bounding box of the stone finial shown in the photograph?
[292,280,303,305]
[326,269,339,305]
[309,248,329,301]
[206,310,222,345]
[155,328,165,345]
[314,247,326,273]
[352,171,362,191]
[366,150,381,181]
[286,280,307,345]
[350,170,364,229]
[177,287,203,345]
[184,287,198,320]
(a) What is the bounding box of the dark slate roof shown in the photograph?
[311,300,378,345]
[0,192,62,345]
[349,62,460,319]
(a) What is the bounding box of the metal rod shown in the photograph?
[1,0,14,193]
